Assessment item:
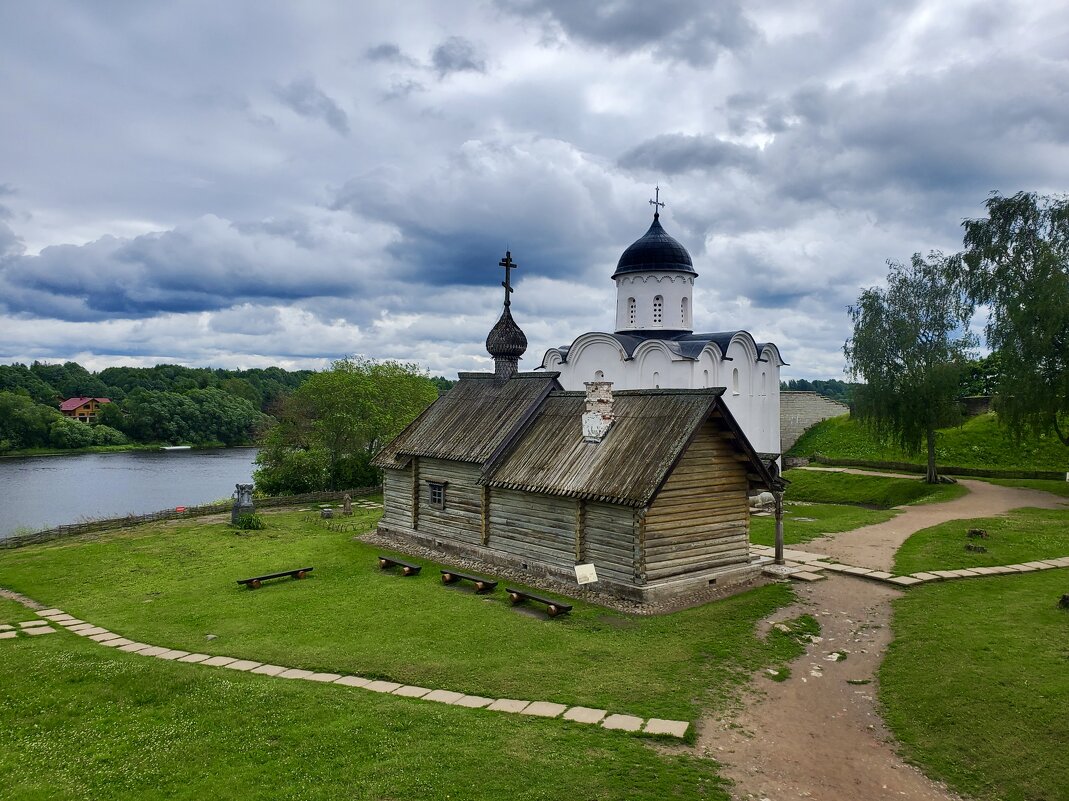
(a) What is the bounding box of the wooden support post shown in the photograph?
[774,489,785,565]
[635,508,647,585]
[411,457,420,530]
[574,499,586,562]
[481,485,490,546]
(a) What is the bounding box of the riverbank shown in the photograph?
[0,443,258,459]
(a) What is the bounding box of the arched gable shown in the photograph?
[566,332,631,366]
[725,331,760,364]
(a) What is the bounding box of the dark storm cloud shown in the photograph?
[331,136,637,291]
[366,42,415,65]
[495,0,757,66]
[430,36,486,77]
[618,134,758,174]
[0,215,376,321]
[273,78,350,134]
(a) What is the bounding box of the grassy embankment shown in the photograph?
[749,468,966,547]
[0,501,822,799]
[881,507,1069,801]
[789,412,1067,473]
[0,501,808,723]
[0,628,729,800]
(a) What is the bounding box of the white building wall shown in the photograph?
[614,273,694,332]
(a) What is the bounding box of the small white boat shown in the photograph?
[160,445,193,451]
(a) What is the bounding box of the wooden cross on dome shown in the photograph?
[649,185,665,217]
[499,250,518,307]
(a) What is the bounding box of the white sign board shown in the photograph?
[574,563,599,585]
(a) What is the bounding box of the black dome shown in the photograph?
[486,306,527,359]
[612,214,696,278]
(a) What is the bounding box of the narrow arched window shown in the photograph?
[703,369,709,388]
[652,295,663,326]
[732,368,740,395]
[628,297,636,326]
[653,371,660,389]
[681,297,688,326]
[761,371,766,395]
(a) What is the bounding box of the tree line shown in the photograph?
[845,192,1069,482]
[0,357,451,498]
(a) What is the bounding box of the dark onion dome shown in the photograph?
[612,213,697,278]
[486,305,528,359]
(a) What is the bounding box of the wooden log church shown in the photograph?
[373,250,779,602]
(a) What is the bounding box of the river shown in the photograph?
[0,448,258,539]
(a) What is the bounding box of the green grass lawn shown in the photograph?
[749,503,896,547]
[892,509,1069,575]
[880,571,1069,801]
[0,632,731,801]
[782,468,968,508]
[978,477,1069,498]
[0,502,808,721]
[789,413,1068,472]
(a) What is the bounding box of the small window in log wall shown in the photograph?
[427,481,446,509]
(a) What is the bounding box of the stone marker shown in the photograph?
[231,483,255,524]
[342,493,352,516]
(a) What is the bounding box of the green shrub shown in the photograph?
[232,513,266,530]
[92,424,128,446]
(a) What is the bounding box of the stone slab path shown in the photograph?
[1,599,688,740]
[752,543,1069,587]
[699,473,1068,801]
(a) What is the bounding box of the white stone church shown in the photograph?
[540,204,786,457]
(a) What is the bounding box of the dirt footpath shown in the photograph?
[803,472,1067,571]
[699,577,961,801]
[696,476,1066,801]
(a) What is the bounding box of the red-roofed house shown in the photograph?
[60,397,111,423]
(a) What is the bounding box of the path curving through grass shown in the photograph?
[698,473,1067,801]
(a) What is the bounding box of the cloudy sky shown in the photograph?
[1,1,1067,380]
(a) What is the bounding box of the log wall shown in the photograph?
[583,501,638,583]
[382,467,413,528]
[644,421,750,581]
[414,457,483,544]
[488,488,577,570]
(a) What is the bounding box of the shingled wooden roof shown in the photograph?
[485,389,764,507]
[371,372,560,468]
[374,374,776,506]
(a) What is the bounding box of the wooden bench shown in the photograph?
[505,587,573,617]
[440,569,498,593]
[378,555,422,576]
[237,567,313,589]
